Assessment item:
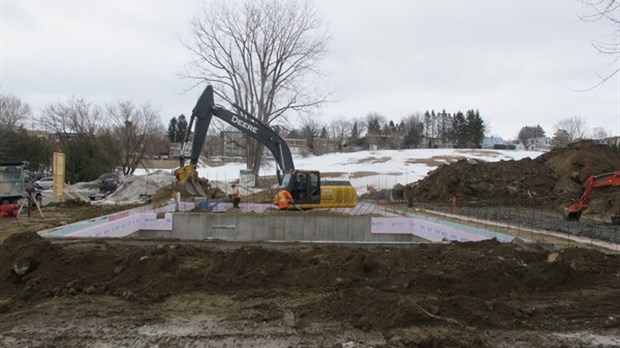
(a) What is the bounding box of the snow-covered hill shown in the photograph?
[190,148,543,195]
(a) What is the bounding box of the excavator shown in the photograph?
[174,85,357,209]
[564,170,620,224]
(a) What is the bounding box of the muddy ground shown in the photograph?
[1,233,619,347]
[0,201,144,243]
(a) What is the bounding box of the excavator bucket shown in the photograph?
[174,164,207,197]
[183,176,207,197]
[563,208,582,222]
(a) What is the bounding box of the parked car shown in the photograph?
[35,177,54,190]
[100,178,121,194]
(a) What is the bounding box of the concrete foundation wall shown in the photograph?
[138,213,426,243]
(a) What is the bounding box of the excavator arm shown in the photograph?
[174,85,357,209]
[211,105,295,176]
[174,85,216,195]
[564,170,620,221]
[175,85,295,195]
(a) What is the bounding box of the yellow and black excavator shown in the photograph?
[174,85,357,209]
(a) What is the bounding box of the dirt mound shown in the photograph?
[151,177,225,203]
[405,140,620,218]
[47,198,91,208]
[540,140,620,189]
[1,234,619,334]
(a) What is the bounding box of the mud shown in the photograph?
[0,233,619,347]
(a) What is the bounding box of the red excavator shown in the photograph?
[564,170,620,224]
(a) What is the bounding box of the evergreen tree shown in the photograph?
[177,114,189,141]
[438,109,451,147]
[351,121,359,138]
[387,120,397,134]
[465,109,485,148]
[451,112,467,148]
[423,111,432,147]
[366,114,382,136]
[0,128,53,174]
[398,120,405,134]
[320,127,328,138]
[167,117,178,143]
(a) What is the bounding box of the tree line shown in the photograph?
[267,109,486,154]
[0,94,163,183]
[517,116,610,149]
[2,91,614,184]
[3,0,616,183]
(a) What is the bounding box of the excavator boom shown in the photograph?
[174,86,216,196]
[175,86,295,196]
[564,170,620,222]
[174,85,357,208]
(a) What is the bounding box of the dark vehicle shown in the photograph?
[100,178,121,194]
[1,162,27,205]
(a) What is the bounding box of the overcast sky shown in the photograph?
[1,0,619,140]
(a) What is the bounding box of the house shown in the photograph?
[482,136,505,149]
[600,136,620,147]
[525,137,552,152]
[508,140,526,151]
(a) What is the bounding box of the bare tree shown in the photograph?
[591,126,609,139]
[106,101,163,175]
[402,113,425,148]
[40,97,103,146]
[580,0,620,86]
[185,0,330,177]
[551,128,572,148]
[39,98,116,182]
[517,125,546,147]
[554,116,589,142]
[0,94,32,130]
[298,114,323,155]
[365,112,386,147]
[328,119,352,151]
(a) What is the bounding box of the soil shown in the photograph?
[1,141,620,347]
[0,201,144,243]
[403,141,620,221]
[150,177,226,203]
[1,233,619,347]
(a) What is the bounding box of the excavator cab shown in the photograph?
[281,170,321,205]
[276,170,357,209]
